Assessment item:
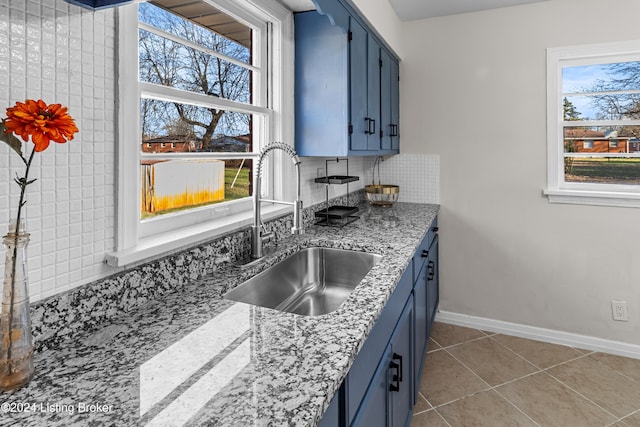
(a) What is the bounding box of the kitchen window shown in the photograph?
[545,40,640,207]
[109,0,293,266]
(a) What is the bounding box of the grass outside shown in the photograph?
[565,157,640,185]
[141,167,251,219]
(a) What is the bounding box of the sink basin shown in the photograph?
[224,247,381,316]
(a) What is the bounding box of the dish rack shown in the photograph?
[314,158,360,227]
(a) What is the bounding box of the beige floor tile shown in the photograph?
[419,348,488,406]
[427,337,441,353]
[430,322,486,348]
[413,392,432,414]
[497,372,616,426]
[447,337,538,386]
[620,410,640,425]
[589,352,640,381]
[491,334,583,369]
[548,356,640,418]
[437,390,537,427]
[411,409,450,427]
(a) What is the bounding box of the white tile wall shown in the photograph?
[300,156,367,205]
[363,153,440,204]
[0,1,117,301]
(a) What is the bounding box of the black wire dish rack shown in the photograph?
[314,158,360,227]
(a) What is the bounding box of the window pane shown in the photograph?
[563,125,640,154]
[564,94,640,121]
[141,158,252,219]
[562,62,640,122]
[141,99,252,153]
[139,2,251,64]
[562,62,640,93]
[138,29,251,104]
[564,157,640,185]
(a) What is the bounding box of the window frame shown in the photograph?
[545,39,640,208]
[109,0,294,266]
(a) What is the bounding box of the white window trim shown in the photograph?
[107,0,294,267]
[545,39,640,208]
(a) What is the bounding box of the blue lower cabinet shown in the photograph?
[320,216,438,427]
[346,269,413,424]
[352,297,413,427]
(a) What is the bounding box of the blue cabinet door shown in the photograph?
[413,259,428,403]
[390,58,400,151]
[351,345,391,427]
[427,234,439,336]
[349,17,382,153]
[318,387,343,427]
[366,37,381,151]
[294,10,350,157]
[349,17,369,152]
[390,298,414,427]
[379,48,400,153]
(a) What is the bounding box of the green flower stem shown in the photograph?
[6,147,35,369]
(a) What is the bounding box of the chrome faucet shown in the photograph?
[251,142,304,259]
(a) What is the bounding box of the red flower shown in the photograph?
[4,99,78,152]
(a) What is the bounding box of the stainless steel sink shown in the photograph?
[224,247,381,316]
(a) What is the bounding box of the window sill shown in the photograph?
[104,205,291,268]
[543,188,640,208]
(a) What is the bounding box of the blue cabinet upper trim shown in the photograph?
[309,0,350,32]
[65,0,133,10]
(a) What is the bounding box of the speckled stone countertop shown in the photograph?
[1,202,438,427]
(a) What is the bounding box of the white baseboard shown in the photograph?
[435,310,640,360]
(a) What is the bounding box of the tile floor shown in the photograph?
[412,322,640,427]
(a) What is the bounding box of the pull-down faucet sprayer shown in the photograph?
[251,142,304,259]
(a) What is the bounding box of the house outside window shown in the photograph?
[110,0,293,265]
[546,40,640,207]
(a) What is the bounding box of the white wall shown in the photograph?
[401,0,640,345]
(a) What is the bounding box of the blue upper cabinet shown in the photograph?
[294,0,400,157]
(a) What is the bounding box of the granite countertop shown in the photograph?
[1,202,439,427]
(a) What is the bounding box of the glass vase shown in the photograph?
[0,221,34,392]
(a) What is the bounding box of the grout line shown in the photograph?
[486,335,544,372]
[432,333,492,351]
[491,387,542,427]
[616,408,640,425]
[544,366,621,422]
[433,408,453,427]
[586,352,640,382]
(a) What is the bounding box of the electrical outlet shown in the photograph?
[611,300,629,321]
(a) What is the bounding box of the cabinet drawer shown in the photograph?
[346,268,412,424]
